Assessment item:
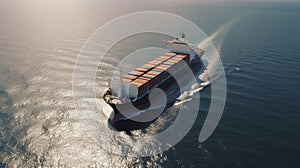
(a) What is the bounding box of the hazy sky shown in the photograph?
[2,0,299,8]
[96,0,300,9]
[108,0,300,5]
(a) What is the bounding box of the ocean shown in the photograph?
[0,1,299,167]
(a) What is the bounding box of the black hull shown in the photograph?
[107,57,202,131]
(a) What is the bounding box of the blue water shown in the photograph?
[0,1,299,167]
[163,3,300,167]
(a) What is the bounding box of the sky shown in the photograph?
[104,0,300,6]
[1,0,300,8]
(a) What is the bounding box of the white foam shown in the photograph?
[175,82,206,106]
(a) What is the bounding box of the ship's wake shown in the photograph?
[175,84,204,106]
[174,18,238,107]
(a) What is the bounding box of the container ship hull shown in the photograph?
[103,36,204,131]
[106,57,202,131]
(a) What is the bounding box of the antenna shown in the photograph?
[181,31,185,39]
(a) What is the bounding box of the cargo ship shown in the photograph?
[103,33,204,131]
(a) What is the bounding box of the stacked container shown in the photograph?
[122,52,191,99]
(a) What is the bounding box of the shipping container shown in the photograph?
[141,63,157,70]
[146,70,162,84]
[151,67,164,73]
[145,72,158,81]
[129,78,149,98]
[176,54,189,62]
[162,61,174,66]
[164,52,176,57]
[123,74,137,80]
[147,69,160,76]
[146,69,165,82]
[141,73,155,80]
[123,74,138,81]
[156,64,170,71]
[139,76,152,87]
[135,67,149,73]
[147,62,157,66]
[141,74,156,88]
[167,59,180,64]
[159,55,172,60]
[133,78,149,85]
[140,64,152,69]
[128,70,144,77]
[148,60,162,66]
[163,60,182,74]
[151,68,167,79]
[125,52,190,99]
[154,57,167,63]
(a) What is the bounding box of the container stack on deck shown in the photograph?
[122,52,189,99]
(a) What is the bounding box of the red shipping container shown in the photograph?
[135,67,149,72]
[123,74,138,81]
[176,54,189,62]
[164,52,176,57]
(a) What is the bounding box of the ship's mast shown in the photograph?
[181,32,185,39]
[178,32,186,42]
